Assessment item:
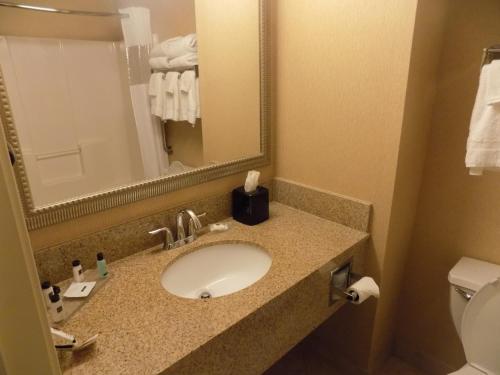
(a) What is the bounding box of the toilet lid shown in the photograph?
[461,277,500,373]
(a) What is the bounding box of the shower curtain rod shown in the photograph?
[0,1,128,18]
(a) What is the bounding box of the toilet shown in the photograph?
[448,257,500,375]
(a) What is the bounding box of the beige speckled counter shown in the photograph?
[57,203,369,375]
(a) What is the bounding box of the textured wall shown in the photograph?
[273,0,448,371]
[395,1,500,373]
[273,0,417,370]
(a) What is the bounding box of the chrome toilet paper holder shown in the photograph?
[329,260,363,306]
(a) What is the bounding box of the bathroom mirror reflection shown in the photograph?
[0,0,263,209]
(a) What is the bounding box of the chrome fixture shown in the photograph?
[148,227,174,250]
[0,1,128,18]
[176,209,204,245]
[199,291,212,300]
[454,286,474,302]
[149,209,206,250]
[481,44,500,68]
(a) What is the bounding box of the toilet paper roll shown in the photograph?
[347,277,380,305]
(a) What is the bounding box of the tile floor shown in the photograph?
[264,339,428,375]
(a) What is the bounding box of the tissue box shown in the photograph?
[232,186,269,226]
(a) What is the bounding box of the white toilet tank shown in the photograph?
[448,257,500,336]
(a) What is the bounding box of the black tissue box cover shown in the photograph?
[232,186,269,226]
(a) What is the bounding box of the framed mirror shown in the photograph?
[0,0,270,230]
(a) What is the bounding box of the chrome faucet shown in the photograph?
[148,227,175,250]
[149,209,205,250]
[176,209,204,244]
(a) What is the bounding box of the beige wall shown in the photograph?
[395,1,500,373]
[196,0,261,164]
[167,121,205,168]
[0,0,122,41]
[124,0,196,41]
[273,0,447,371]
[0,0,196,42]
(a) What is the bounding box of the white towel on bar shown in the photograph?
[150,34,197,59]
[466,62,500,175]
[486,60,500,105]
[179,71,197,125]
[148,72,164,117]
[162,72,180,121]
[195,77,201,119]
[149,53,198,70]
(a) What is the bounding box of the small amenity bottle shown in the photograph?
[96,252,108,278]
[41,281,52,308]
[49,292,65,323]
[72,259,84,282]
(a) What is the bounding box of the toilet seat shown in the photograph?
[460,278,500,375]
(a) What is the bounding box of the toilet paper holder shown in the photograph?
[329,260,362,306]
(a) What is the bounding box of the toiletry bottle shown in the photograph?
[49,292,65,323]
[96,252,108,278]
[41,281,52,308]
[72,259,84,282]
[52,285,61,295]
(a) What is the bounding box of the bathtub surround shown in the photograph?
[0,36,143,206]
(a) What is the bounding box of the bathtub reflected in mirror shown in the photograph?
[0,0,263,210]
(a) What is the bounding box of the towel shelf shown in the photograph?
[151,65,199,76]
[481,45,500,68]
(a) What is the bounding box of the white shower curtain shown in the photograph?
[119,7,169,179]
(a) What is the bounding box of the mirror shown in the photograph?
[0,0,269,229]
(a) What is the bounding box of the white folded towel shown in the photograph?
[466,63,500,175]
[148,72,164,117]
[169,53,198,69]
[162,72,180,121]
[149,57,169,69]
[150,34,197,59]
[179,71,197,125]
[149,53,198,70]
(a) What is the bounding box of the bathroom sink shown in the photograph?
[161,242,272,299]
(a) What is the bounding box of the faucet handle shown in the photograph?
[148,227,174,250]
[176,212,186,243]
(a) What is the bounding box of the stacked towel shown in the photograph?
[149,53,198,70]
[150,33,197,59]
[149,34,198,70]
[466,60,500,175]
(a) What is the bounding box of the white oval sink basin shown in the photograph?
[161,242,272,299]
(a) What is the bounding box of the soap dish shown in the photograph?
[63,281,96,298]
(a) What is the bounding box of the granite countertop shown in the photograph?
[58,202,368,374]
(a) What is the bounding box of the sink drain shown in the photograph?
[199,291,212,300]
